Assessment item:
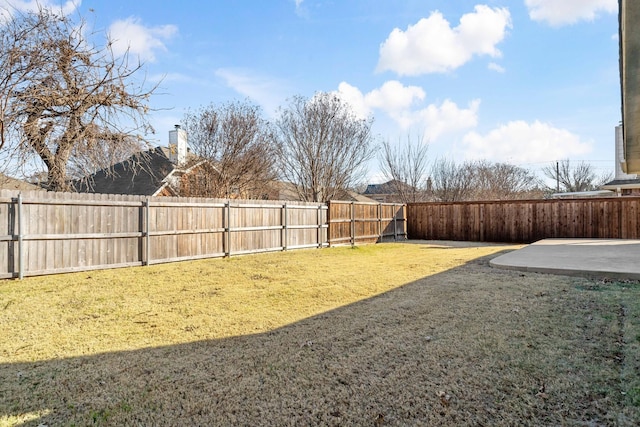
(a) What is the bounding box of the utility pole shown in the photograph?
[556,161,560,192]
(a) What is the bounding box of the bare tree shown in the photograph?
[379,135,429,203]
[182,101,277,198]
[429,159,542,202]
[542,159,612,193]
[274,93,376,202]
[0,6,154,191]
[429,158,476,202]
[472,160,542,200]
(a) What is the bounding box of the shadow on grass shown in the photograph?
[1,251,637,426]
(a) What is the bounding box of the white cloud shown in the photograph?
[377,5,511,75]
[0,0,79,22]
[488,62,505,73]
[336,81,479,141]
[412,99,480,141]
[215,68,287,115]
[365,80,426,111]
[335,82,371,119]
[337,81,425,119]
[461,120,592,163]
[108,17,177,62]
[525,0,617,27]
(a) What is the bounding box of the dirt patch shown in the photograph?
[1,243,639,426]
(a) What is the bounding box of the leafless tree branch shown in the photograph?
[182,101,277,198]
[542,159,612,193]
[430,159,542,201]
[379,135,430,203]
[0,6,155,190]
[274,93,376,202]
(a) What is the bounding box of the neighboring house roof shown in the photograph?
[264,180,305,201]
[347,191,379,203]
[73,126,198,196]
[262,181,378,203]
[364,180,417,195]
[0,173,43,191]
[364,180,404,195]
[602,178,640,190]
[363,180,415,203]
[74,147,179,196]
[550,190,616,199]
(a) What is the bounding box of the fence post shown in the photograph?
[350,201,355,247]
[327,201,333,247]
[317,204,323,248]
[224,201,231,257]
[16,193,23,280]
[144,198,150,266]
[282,203,288,251]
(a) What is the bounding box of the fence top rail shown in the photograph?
[0,194,328,209]
[0,188,330,205]
[329,216,406,223]
[149,201,227,208]
[329,200,406,207]
[226,202,325,210]
[285,204,328,210]
[1,197,145,207]
[407,196,640,207]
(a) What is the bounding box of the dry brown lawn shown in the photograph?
[1,241,639,426]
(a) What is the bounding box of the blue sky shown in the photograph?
[2,0,621,183]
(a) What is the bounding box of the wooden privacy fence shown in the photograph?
[0,190,327,279]
[408,197,640,243]
[0,191,407,279]
[328,201,407,245]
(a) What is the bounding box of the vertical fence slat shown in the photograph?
[350,202,355,247]
[375,204,381,241]
[282,203,288,251]
[393,204,398,241]
[224,201,231,257]
[317,204,322,248]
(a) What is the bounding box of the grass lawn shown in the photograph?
[1,241,639,426]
